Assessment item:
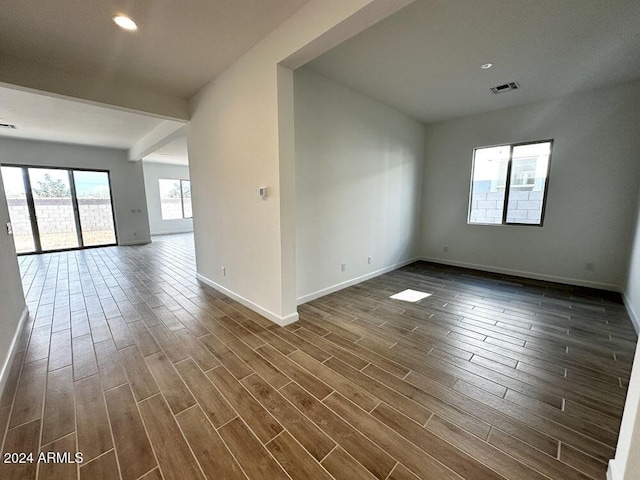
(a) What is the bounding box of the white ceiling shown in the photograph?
[143,136,189,166]
[4,0,638,164]
[306,0,640,124]
[0,0,310,99]
[0,85,166,149]
[0,0,314,163]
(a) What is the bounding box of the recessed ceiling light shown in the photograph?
[481,63,493,70]
[112,15,138,31]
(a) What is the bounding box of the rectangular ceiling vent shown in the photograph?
[0,123,17,129]
[490,82,520,94]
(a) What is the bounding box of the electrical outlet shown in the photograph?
[6,222,12,235]
[443,245,449,252]
[367,256,372,264]
[341,263,346,272]
[585,262,594,271]
[221,266,226,276]
[133,232,137,237]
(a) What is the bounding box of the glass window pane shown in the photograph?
[1,166,36,253]
[468,145,510,224]
[29,168,79,251]
[505,142,551,224]
[74,170,117,246]
[159,179,182,220]
[181,180,192,218]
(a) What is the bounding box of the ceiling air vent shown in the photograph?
[0,123,17,129]
[490,82,520,94]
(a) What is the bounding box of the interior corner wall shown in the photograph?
[142,162,193,235]
[187,0,409,324]
[0,138,151,246]
[294,67,425,302]
[624,188,640,332]
[608,337,640,480]
[0,168,26,398]
[187,50,289,322]
[420,79,640,291]
[613,187,640,477]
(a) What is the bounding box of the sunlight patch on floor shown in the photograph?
[390,289,431,302]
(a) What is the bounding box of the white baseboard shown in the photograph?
[119,239,151,246]
[196,273,299,326]
[607,459,618,480]
[0,306,29,401]
[150,229,194,236]
[297,257,421,305]
[621,290,639,334]
[420,256,621,292]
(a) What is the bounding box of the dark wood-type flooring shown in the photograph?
[0,233,636,480]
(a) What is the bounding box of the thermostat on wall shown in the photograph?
[259,186,268,199]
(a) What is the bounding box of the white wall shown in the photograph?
[0,170,27,398]
[420,80,640,290]
[608,337,640,480]
[624,189,640,331]
[142,162,193,235]
[0,138,151,245]
[294,67,425,302]
[610,185,640,479]
[188,0,412,325]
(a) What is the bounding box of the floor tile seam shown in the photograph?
[382,319,616,382]
[164,398,211,480]
[315,395,401,479]
[125,390,164,479]
[173,361,242,432]
[208,365,292,446]
[450,378,618,454]
[81,339,123,477]
[77,447,115,472]
[501,395,620,451]
[216,410,294,480]
[383,462,400,480]
[485,424,601,480]
[364,363,569,452]
[321,390,463,480]
[176,403,249,479]
[0,348,30,452]
[33,340,51,480]
[419,342,627,411]
[304,326,408,377]
[72,380,80,480]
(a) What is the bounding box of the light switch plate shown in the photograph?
[6,221,13,235]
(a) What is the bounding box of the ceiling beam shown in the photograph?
[128,121,186,161]
[280,0,414,70]
[0,53,189,121]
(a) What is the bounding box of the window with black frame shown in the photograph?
[468,140,552,226]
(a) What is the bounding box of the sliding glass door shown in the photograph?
[0,165,117,254]
[73,170,117,247]
[1,166,37,254]
[29,168,80,251]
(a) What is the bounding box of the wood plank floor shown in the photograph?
[1,233,636,480]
